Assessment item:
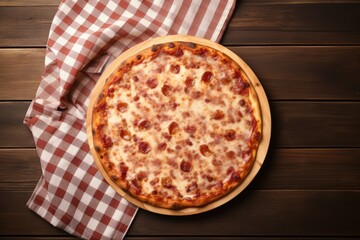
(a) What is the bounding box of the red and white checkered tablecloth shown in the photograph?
[24,0,235,239]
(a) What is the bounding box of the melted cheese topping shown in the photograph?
[104,48,256,200]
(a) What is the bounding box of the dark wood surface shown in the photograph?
[0,0,359,239]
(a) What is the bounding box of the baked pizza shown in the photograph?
[90,40,262,209]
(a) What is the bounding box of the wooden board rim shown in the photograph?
[86,34,271,216]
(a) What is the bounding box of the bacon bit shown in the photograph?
[136,171,148,181]
[252,131,261,142]
[224,129,236,141]
[182,111,191,118]
[130,179,141,194]
[120,129,131,141]
[211,110,225,120]
[150,178,159,185]
[168,122,180,135]
[232,79,250,95]
[212,158,221,166]
[170,64,180,74]
[206,175,214,182]
[119,163,128,180]
[184,77,194,87]
[132,76,139,82]
[138,120,151,130]
[138,141,151,154]
[180,160,192,172]
[96,102,106,111]
[239,99,246,107]
[201,71,213,83]
[111,175,119,181]
[157,142,167,151]
[231,172,241,182]
[185,139,193,146]
[226,151,236,159]
[192,90,202,99]
[161,84,172,96]
[186,62,200,69]
[174,47,183,57]
[101,136,113,148]
[186,182,198,192]
[215,181,223,189]
[168,101,178,110]
[200,144,212,157]
[184,125,196,134]
[146,78,158,89]
[116,102,128,112]
[221,77,231,85]
[227,166,235,175]
[161,177,172,188]
[163,133,172,141]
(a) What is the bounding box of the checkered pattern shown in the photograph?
[24,0,235,239]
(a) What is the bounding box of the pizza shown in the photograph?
[90,40,262,209]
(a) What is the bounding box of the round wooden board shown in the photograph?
[86,35,271,216]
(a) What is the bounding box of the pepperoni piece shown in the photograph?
[184,77,194,87]
[201,71,213,83]
[157,142,167,151]
[117,102,128,112]
[170,64,180,74]
[211,110,225,120]
[119,163,128,180]
[191,90,202,99]
[136,171,148,181]
[138,120,151,130]
[161,177,172,188]
[161,85,171,96]
[224,129,236,141]
[226,151,236,159]
[138,141,151,154]
[232,79,250,95]
[120,129,131,141]
[200,144,212,157]
[101,136,113,148]
[146,78,158,89]
[184,125,196,134]
[168,122,180,135]
[185,139,193,146]
[180,160,192,172]
[174,47,183,57]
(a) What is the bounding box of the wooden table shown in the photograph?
[0,0,359,239]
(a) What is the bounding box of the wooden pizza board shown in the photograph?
[86,35,271,216]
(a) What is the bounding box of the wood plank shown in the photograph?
[0,238,356,240]
[271,102,360,147]
[0,6,56,47]
[221,3,360,45]
[1,47,359,101]
[230,46,360,100]
[0,0,59,6]
[1,102,358,148]
[0,49,44,100]
[0,191,358,236]
[0,102,34,148]
[0,3,359,47]
[1,148,358,191]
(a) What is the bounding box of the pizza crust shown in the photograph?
[88,38,266,211]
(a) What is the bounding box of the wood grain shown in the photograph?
[221,2,360,45]
[0,49,44,100]
[2,101,359,148]
[2,47,358,100]
[0,3,359,47]
[1,148,358,191]
[0,191,358,236]
[0,6,56,47]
